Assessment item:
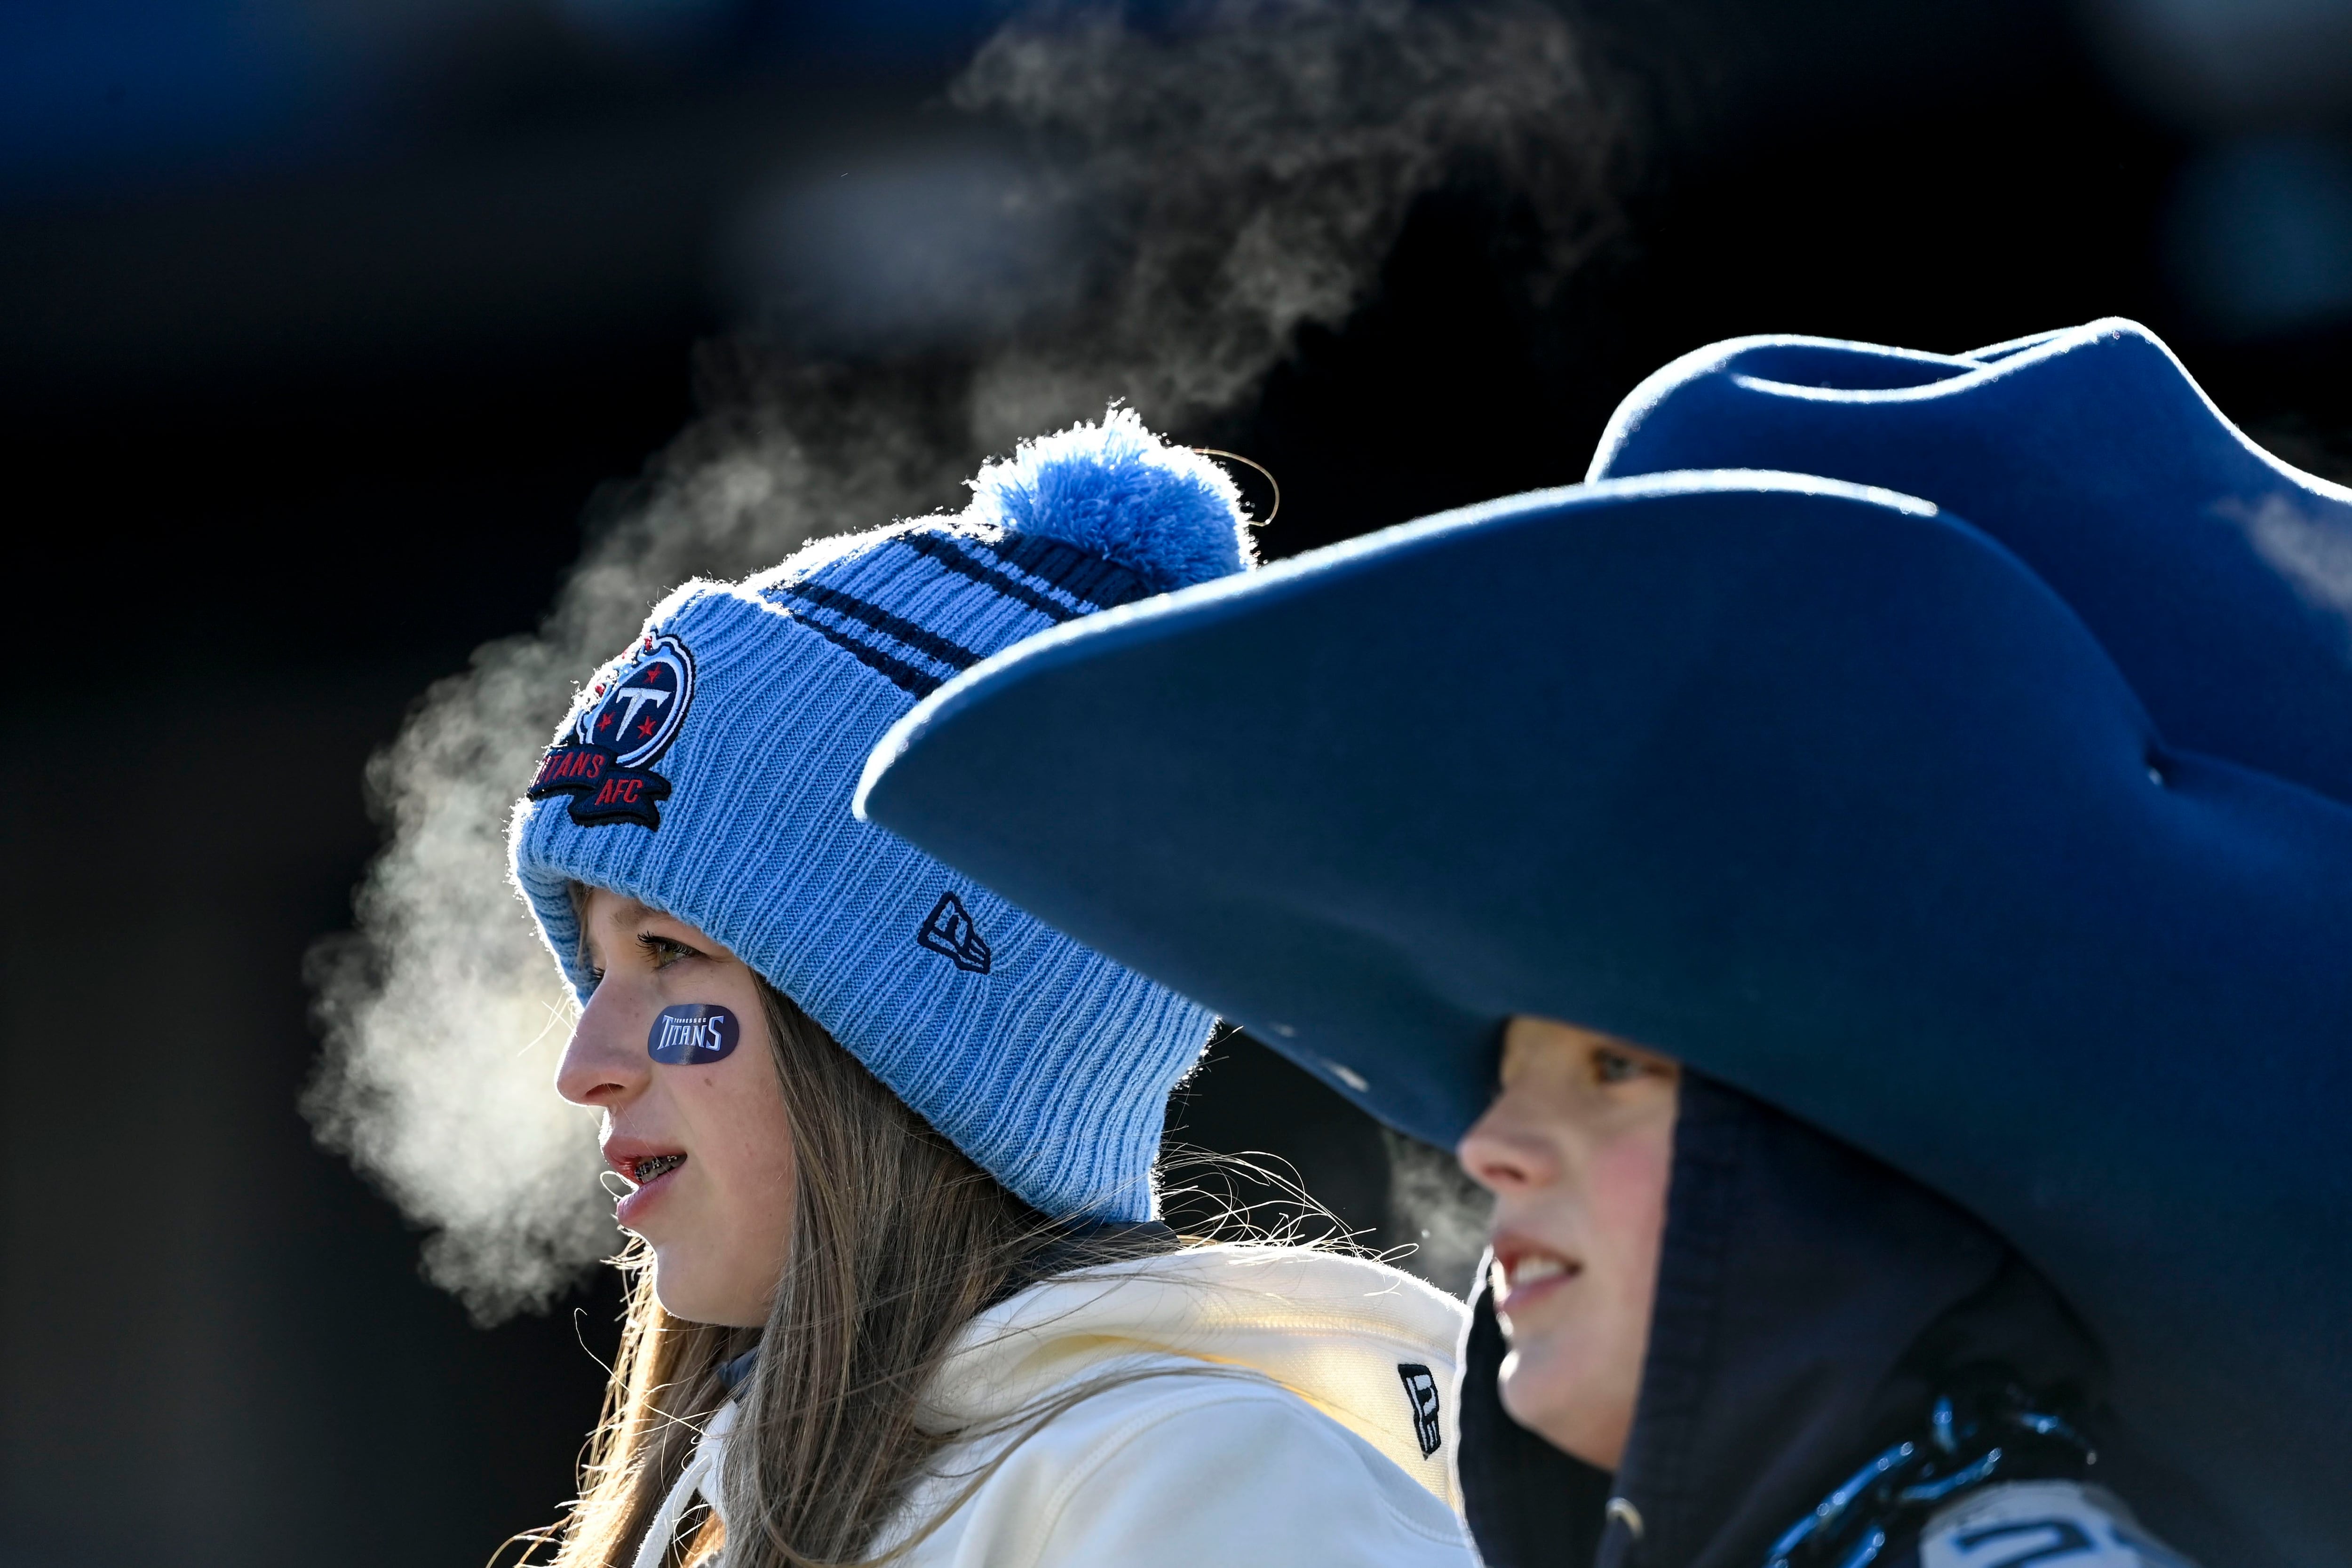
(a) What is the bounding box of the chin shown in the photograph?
[652,1261,767,1329]
[649,1258,718,1325]
[1496,1349,1572,1434]
[1499,1340,1620,1465]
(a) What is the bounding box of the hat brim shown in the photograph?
[859,470,2352,1568]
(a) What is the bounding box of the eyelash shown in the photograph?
[585,932,702,987]
[636,933,699,968]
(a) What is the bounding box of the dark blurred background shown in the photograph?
[7,0,2352,1562]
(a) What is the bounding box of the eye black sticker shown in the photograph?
[648,1004,739,1065]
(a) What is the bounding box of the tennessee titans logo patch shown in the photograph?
[527,634,697,829]
[918,891,993,974]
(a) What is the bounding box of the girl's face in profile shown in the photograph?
[1457,1016,1680,1470]
[558,887,796,1327]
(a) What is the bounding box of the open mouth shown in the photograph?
[628,1153,686,1185]
[1504,1253,1573,1288]
[1491,1236,1582,1314]
[602,1140,689,1221]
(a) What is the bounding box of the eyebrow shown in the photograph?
[570,886,668,972]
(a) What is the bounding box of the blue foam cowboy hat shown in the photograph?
[1589,317,2352,810]
[853,333,2352,1568]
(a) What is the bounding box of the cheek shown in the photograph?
[1586,1127,1673,1312]
[674,1048,798,1212]
[1491,1118,1672,1465]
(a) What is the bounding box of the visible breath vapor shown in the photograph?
[304,366,972,1321]
[306,0,1626,1321]
[1383,1129,1494,1298]
[956,0,1627,438]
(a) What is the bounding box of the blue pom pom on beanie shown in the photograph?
[509,408,1253,1221]
[970,413,1250,594]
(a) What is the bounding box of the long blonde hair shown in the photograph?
[532,977,1071,1568]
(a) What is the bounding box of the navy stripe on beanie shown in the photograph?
[900,531,1153,621]
[769,534,1161,700]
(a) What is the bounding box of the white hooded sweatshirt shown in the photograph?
[634,1245,1477,1568]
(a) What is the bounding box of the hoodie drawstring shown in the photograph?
[632,1403,735,1568]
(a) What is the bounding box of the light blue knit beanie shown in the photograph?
[509,410,1252,1221]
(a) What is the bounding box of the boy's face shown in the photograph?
[1457,1015,1680,1470]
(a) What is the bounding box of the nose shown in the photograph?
[556,985,650,1109]
[1457,1093,1562,1196]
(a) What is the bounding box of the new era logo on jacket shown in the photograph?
[1397,1363,1443,1458]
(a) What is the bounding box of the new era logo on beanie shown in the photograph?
[918,891,993,974]
[510,409,1254,1221]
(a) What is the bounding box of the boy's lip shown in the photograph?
[1490,1230,1582,1315]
